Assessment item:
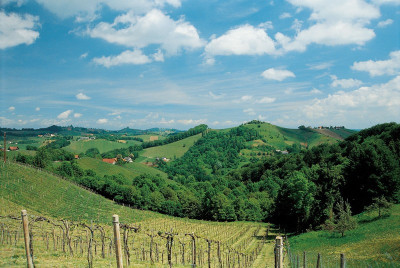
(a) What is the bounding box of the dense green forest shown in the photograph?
[13,122,400,232]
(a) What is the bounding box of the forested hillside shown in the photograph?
[226,122,400,230]
[7,122,399,232]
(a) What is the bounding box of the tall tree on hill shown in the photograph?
[275,171,316,231]
[333,199,357,237]
[33,147,50,168]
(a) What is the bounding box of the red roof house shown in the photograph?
[102,158,117,164]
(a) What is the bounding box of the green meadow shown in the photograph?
[288,206,400,267]
[76,157,168,180]
[64,139,139,154]
[243,122,340,149]
[140,133,202,161]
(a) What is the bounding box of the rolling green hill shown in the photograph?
[64,139,139,154]
[140,133,202,161]
[135,134,164,142]
[76,157,168,180]
[243,122,346,149]
[313,128,357,140]
[76,157,139,179]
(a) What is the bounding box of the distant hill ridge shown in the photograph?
[1,121,355,138]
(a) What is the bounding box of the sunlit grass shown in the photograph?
[287,205,400,267]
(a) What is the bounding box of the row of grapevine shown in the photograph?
[1,210,274,267]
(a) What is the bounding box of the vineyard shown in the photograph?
[0,161,277,267]
[0,210,274,267]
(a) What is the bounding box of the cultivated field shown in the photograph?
[0,162,275,267]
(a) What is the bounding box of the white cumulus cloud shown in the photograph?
[177,119,207,125]
[330,75,363,88]
[57,110,73,119]
[243,108,256,116]
[352,50,400,76]
[35,0,181,19]
[8,106,15,111]
[204,24,276,63]
[377,19,393,28]
[76,92,91,100]
[0,11,40,49]
[279,12,292,19]
[93,49,152,67]
[261,68,295,81]
[89,9,204,56]
[74,113,82,118]
[303,75,400,125]
[277,0,379,52]
[310,88,322,94]
[97,118,108,124]
[240,95,253,101]
[256,97,276,104]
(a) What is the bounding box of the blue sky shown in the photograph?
[1,0,399,130]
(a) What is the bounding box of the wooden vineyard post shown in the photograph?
[3,132,6,163]
[206,239,211,268]
[340,253,346,268]
[21,210,34,268]
[316,253,321,268]
[303,251,306,268]
[217,241,222,268]
[186,233,196,267]
[113,215,123,268]
[274,236,283,268]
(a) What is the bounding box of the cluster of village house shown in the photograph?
[1,141,20,151]
[78,136,96,141]
[2,133,169,165]
[102,157,133,165]
[1,146,20,151]
[102,157,170,165]
[275,149,289,154]
[37,133,57,138]
[315,126,345,130]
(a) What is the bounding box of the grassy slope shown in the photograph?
[0,162,160,223]
[313,128,357,140]
[288,206,400,266]
[77,157,168,180]
[279,127,338,147]
[140,133,202,161]
[330,128,358,139]
[243,123,339,149]
[77,157,139,179]
[5,136,44,150]
[135,134,164,142]
[64,139,139,154]
[122,161,168,179]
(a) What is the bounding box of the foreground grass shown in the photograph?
[288,205,400,267]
